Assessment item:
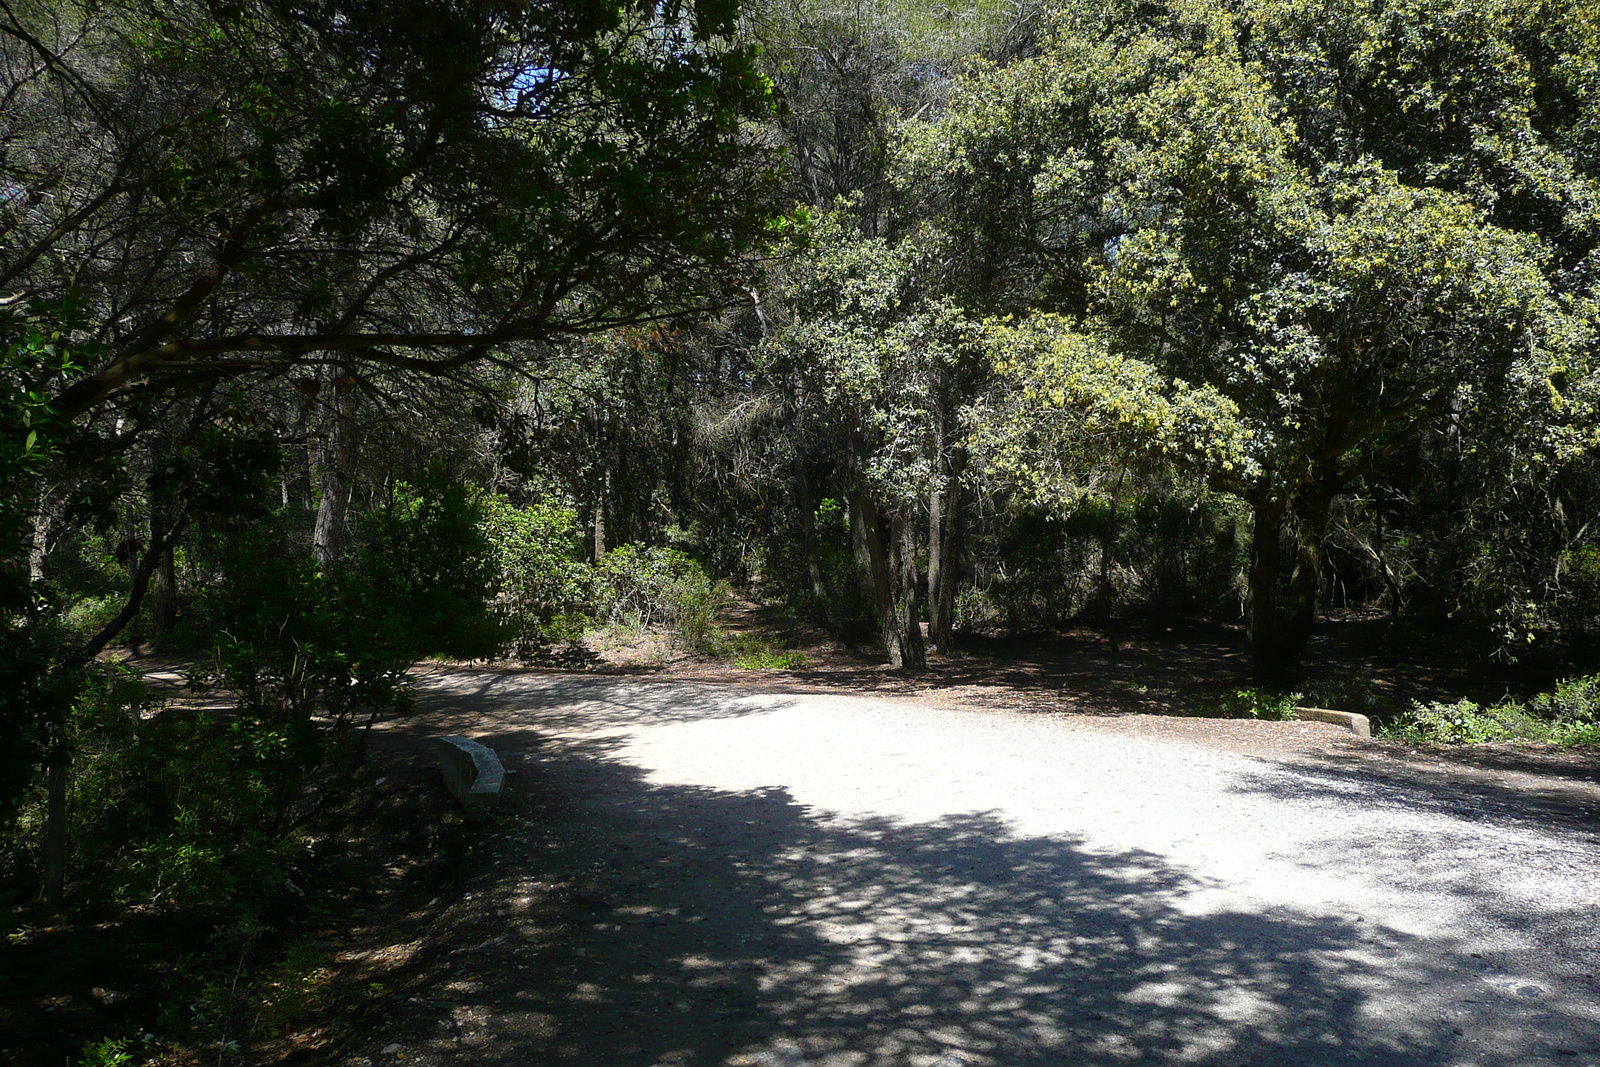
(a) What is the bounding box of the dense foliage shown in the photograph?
[3,0,1599,1058]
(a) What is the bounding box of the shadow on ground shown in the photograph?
[329,720,1551,1066]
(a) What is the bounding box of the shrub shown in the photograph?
[1384,698,1546,744]
[1525,673,1600,725]
[1383,677,1600,745]
[735,646,807,670]
[482,498,592,656]
[593,545,730,653]
[64,666,288,918]
[349,475,504,662]
[76,1037,134,1067]
[723,634,808,670]
[1215,687,1301,721]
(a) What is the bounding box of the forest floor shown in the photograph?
[5,608,1598,1065]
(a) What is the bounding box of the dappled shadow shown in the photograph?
[337,686,1600,1067]
[1284,747,1600,831]
[1336,741,1600,788]
[629,611,1598,739]
[1248,751,1600,831]
[408,671,797,735]
[767,624,1253,720]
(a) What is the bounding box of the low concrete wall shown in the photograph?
[436,735,505,816]
[1293,707,1371,739]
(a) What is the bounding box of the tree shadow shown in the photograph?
[409,672,796,734]
[337,727,1592,1067]
[1273,748,1600,832]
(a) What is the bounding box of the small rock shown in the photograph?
[381,1044,401,1055]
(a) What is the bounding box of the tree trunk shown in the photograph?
[43,752,67,904]
[312,368,359,569]
[850,492,909,667]
[592,466,609,560]
[148,499,180,634]
[792,456,830,605]
[892,508,927,670]
[1247,491,1295,682]
[28,485,60,582]
[1373,510,1404,618]
[927,451,966,653]
[1282,481,1336,667]
[1248,480,1337,682]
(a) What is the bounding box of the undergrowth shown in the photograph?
[1211,687,1301,721]
[1383,673,1600,745]
[722,634,808,670]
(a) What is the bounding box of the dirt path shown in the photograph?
[334,671,1600,1067]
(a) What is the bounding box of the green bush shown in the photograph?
[1384,676,1600,745]
[735,647,808,670]
[1215,687,1301,721]
[1384,698,1543,744]
[64,666,288,918]
[349,475,505,662]
[593,544,730,653]
[1525,673,1600,724]
[723,634,808,670]
[76,1036,134,1067]
[481,498,592,656]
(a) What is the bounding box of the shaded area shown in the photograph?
[0,907,191,1064]
[327,680,1599,1067]
[1285,748,1600,834]
[558,608,1523,718]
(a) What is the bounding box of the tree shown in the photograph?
[2,0,784,427]
[761,211,984,665]
[742,0,1044,227]
[896,0,1599,677]
[0,0,788,896]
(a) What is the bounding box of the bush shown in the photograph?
[64,665,289,918]
[481,498,591,656]
[76,1037,134,1067]
[1525,673,1600,725]
[723,634,808,670]
[1384,676,1600,745]
[349,475,504,662]
[765,497,876,641]
[195,472,502,782]
[592,545,730,653]
[1384,698,1545,744]
[1214,687,1301,721]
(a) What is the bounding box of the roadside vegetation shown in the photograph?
[1384,675,1600,747]
[2,0,1598,1061]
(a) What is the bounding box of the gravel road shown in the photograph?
[363,671,1600,1067]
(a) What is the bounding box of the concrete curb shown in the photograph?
[436,735,505,816]
[1293,707,1371,739]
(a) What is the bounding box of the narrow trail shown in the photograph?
[344,671,1600,1067]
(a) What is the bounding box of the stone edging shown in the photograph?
[1293,707,1371,739]
[436,735,505,815]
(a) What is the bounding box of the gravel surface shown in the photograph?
[353,671,1600,1067]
